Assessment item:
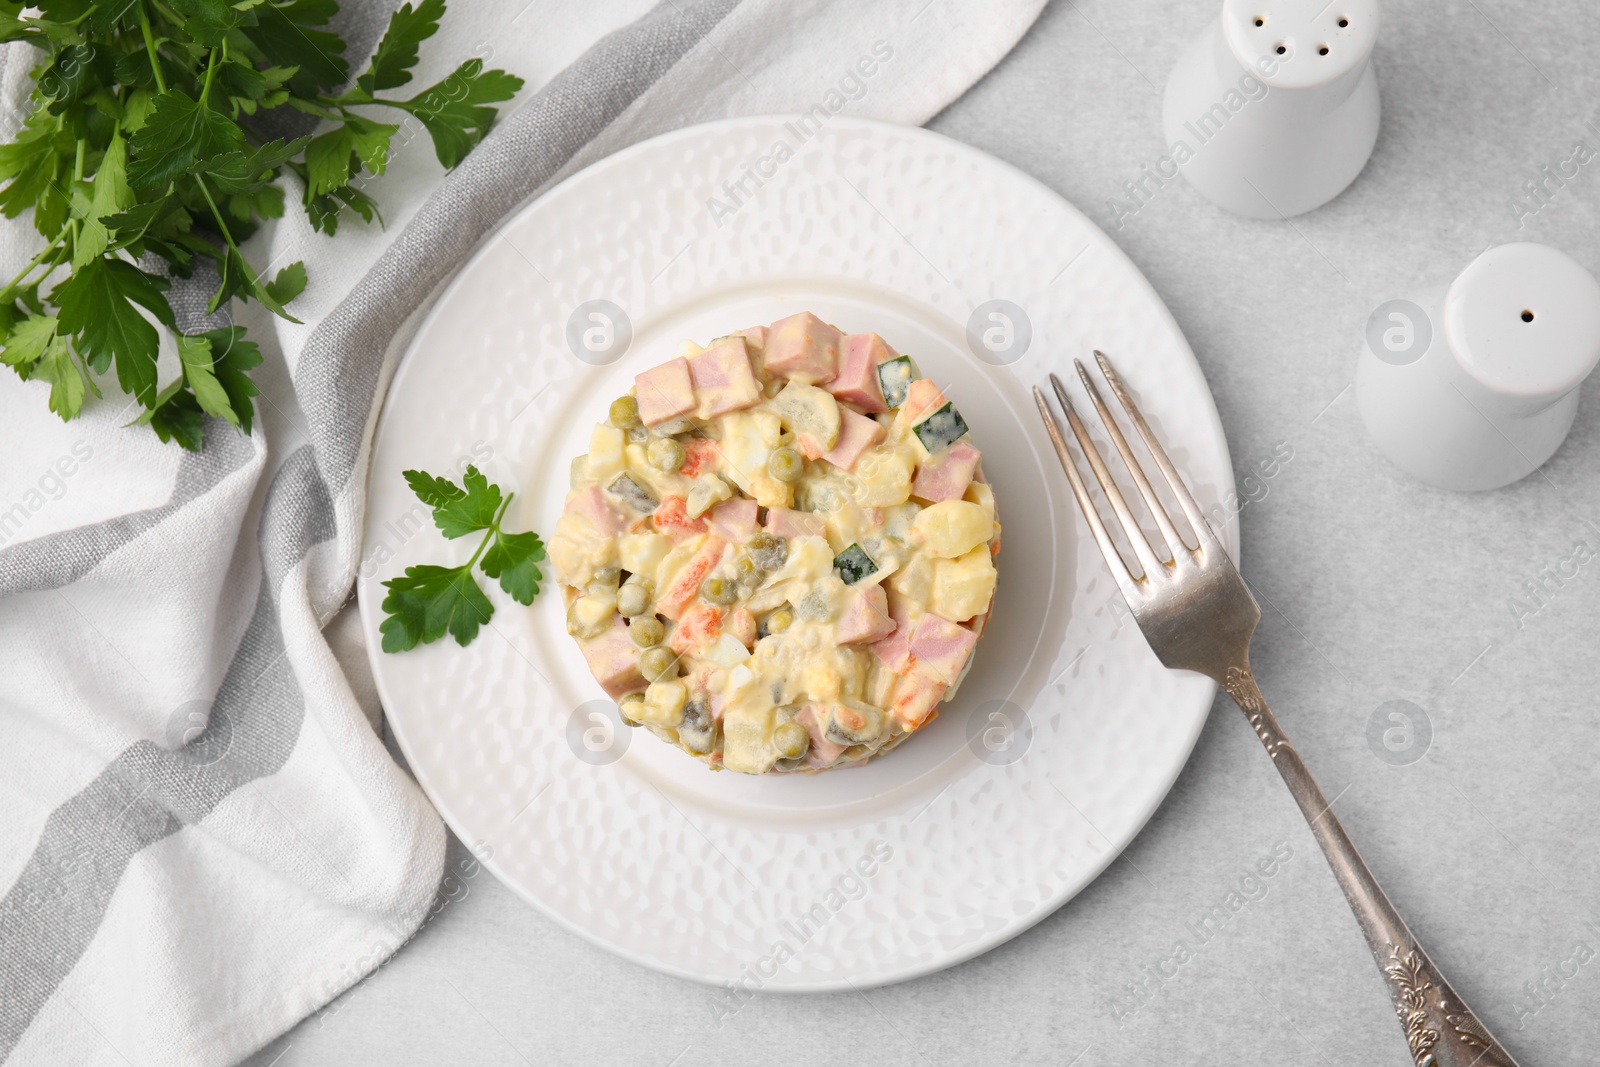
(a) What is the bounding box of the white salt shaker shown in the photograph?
[1355,243,1600,491]
[1162,0,1381,218]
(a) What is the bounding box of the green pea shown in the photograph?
[768,446,803,483]
[609,395,641,427]
[648,437,687,472]
[616,582,650,618]
[639,645,678,682]
[701,577,736,605]
[629,616,665,648]
[764,607,794,635]
[774,722,810,759]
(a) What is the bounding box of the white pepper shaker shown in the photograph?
[1355,243,1600,491]
[1162,0,1381,219]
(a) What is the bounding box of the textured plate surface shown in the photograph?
[357,116,1237,991]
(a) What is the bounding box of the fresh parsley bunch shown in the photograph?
[0,0,523,448]
[380,465,545,652]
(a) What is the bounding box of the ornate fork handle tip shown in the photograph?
[1034,354,1521,1067]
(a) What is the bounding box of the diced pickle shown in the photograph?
[833,543,878,584]
[796,590,832,622]
[825,701,884,745]
[912,401,969,453]
[877,356,915,408]
[607,473,658,513]
[746,533,788,571]
[680,699,715,753]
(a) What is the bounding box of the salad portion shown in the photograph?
[550,313,1000,773]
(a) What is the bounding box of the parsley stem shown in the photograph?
[200,47,219,105]
[194,175,238,255]
[138,2,167,93]
[465,493,514,571]
[0,233,67,300]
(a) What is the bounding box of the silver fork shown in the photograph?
[1034,352,1519,1067]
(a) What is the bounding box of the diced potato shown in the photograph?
[913,500,994,559]
[719,410,792,509]
[825,500,875,555]
[549,512,616,588]
[722,703,778,774]
[685,474,733,518]
[964,479,995,516]
[618,532,672,579]
[848,447,913,507]
[887,554,933,607]
[705,632,751,668]
[640,679,688,725]
[774,536,836,587]
[930,544,997,622]
[568,593,616,638]
[771,382,841,450]
[586,424,625,481]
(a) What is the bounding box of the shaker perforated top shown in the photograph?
[1222,0,1380,89]
[1443,242,1600,399]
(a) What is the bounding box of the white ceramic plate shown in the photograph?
[357,115,1237,991]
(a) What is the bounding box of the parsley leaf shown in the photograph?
[382,466,545,652]
[126,92,245,189]
[203,326,263,436]
[403,468,465,508]
[359,0,446,94]
[404,59,524,168]
[480,530,545,605]
[35,331,86,419]
[51,257,173,406]
[263,261,307,306]
[380,563,494,651]
[419,464,503,538]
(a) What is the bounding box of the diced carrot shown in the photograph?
[652,495,709,541]
[728,607,757,648]
[657,535,728,619]
[670,602,724,653]
[679,438,723,478]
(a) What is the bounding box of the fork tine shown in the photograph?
[1048,374,1165,580]
[1032,387,1138,591]
[1073,358,1191,559]
[1091,350,1217,547]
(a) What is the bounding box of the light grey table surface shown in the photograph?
[246,2,1600,1064]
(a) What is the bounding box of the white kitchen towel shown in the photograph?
[0,0,1044,1063]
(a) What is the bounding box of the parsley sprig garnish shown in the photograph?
[380,465,545,653]
[0,0,523,448]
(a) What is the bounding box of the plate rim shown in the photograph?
[357,112,1237,992]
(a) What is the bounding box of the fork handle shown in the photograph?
[1222,666,1520,1067]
